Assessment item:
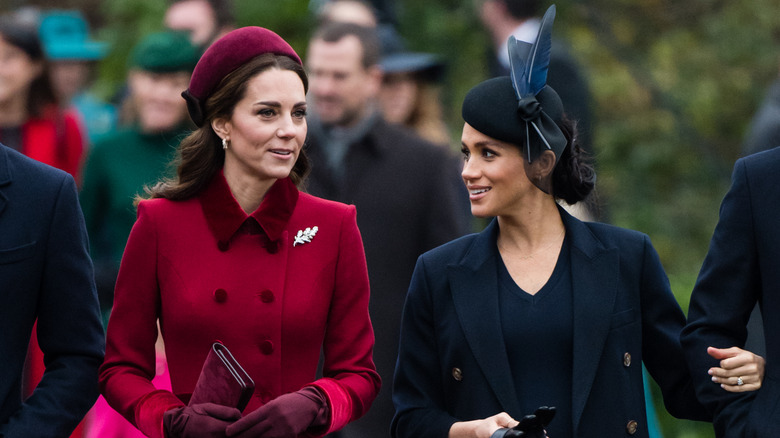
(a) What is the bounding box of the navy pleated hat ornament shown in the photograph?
[462,5,566,163]
[182,27,302,127]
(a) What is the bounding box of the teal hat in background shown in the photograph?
[39,10,108,61]
[129,31,200,73]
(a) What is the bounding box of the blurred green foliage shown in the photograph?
[5,0,780,436]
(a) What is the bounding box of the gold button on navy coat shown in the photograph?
[627,420,638,435]
[452,368,463,382]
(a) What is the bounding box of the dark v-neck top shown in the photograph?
[497,236,573,437]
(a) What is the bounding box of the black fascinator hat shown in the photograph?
[462,5,566,163]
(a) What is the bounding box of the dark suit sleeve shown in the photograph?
[0,174,105,437]
[681,158,759,436]
[636,235,709,421]
[391,256,458,438]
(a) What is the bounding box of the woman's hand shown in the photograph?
[707,346,765,392]
[448,412,519,438]
[225,387,325,438]
[163,403,242,438]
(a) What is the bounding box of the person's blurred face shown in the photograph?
[164,0,218,47]
[215,68,307,186]
[379,72,418,124]
[0,36,42,107]
[50,60,91,103]
[320,1,377,27]
[128,70,190,133]
[307,35,381,127]
[461,122,535,218]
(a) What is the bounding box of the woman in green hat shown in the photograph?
[80,30,200,325]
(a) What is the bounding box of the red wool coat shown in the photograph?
[99,173,380,438]
[22,107,85,184]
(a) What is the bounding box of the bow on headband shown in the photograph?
[508,5,567,163]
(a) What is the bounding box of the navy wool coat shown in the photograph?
[392,209,709,438]
[0,145,104,436]
[682,147,780,437]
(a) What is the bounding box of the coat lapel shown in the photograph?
[0,146,11,217]
[563,211,620,431]
[448,211,620,425]
[448,219,523,416]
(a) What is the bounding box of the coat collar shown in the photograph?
[448,207,619,428]
[199,171,299,249]
[0,146,10,216]
[564,209,620,431]
[447,218,522,414]
[0,145,11,186]
[307,113,388,160]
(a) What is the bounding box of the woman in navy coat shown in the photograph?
[392,7,761,438]
[99,28,379,438]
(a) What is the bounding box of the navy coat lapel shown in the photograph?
[448,219,523,416]
[0,146,11,216]
[448,211,620,427]
[562,211,619,431]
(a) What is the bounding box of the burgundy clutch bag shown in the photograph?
[189,342,255,411]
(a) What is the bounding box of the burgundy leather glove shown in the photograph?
[163,403,243,438]
[225,387,329,438]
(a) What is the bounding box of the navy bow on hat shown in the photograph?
[508,5,566,163]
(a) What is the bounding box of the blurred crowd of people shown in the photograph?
[2,0,777,437]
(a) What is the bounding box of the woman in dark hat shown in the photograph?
[391,6,763,438]
[99,26,380,438]
[377,28,450,146]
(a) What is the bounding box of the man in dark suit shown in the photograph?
[305,21,470,437]
[681,147,780,437]
[0,144,104,436]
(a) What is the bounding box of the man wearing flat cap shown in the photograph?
[79,31,200,325]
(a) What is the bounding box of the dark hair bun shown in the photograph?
[552,118,595,204]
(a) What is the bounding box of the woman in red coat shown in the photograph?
[99,27,380,438]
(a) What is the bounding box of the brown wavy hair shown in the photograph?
[143,53,309,202]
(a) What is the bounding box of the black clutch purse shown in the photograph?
[491,406,556,438]
[188,342,255,411]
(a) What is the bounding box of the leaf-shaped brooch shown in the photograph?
[293,226,318,247]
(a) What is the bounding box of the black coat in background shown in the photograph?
[305,117,471,437]
[0,145,104,436]
[682,147,780,437]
